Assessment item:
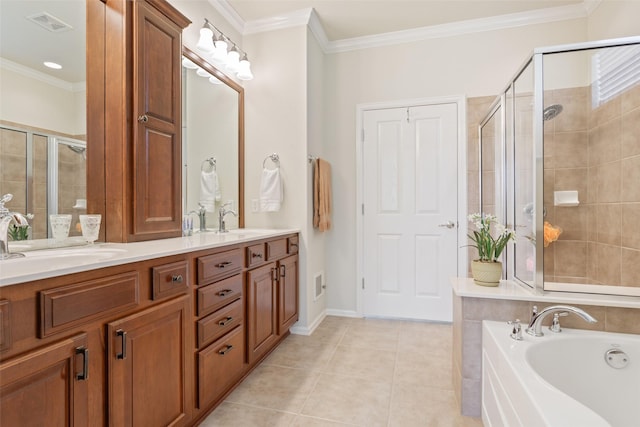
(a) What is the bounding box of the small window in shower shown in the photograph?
[591,44,640,108]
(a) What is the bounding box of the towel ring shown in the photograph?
[263,153,280,169]
[201,157,216,172]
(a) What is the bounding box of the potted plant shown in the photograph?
[467,213,515,286]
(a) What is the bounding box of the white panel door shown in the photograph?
[362,103,458,321]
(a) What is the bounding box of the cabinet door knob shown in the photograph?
[171,274,183,283]
[76,347,89,381]
[137,114,149,123]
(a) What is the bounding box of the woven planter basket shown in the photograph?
[471,260,502,287]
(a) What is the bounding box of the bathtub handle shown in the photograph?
[549,312,569,333]
[507,319,523,340]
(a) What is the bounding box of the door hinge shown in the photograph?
[361,204,364,215]
[362,278,365,289]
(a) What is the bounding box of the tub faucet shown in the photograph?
[218,203,237,233]
[0,194,29,260]
[526,305,597,337]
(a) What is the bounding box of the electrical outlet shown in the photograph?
[251,199,259,213]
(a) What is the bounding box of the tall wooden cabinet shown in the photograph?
[90,0,190,243]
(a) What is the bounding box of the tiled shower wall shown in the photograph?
[544,83,640,287]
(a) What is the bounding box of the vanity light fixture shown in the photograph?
[195,67,211,78]
[182,57,198,69]
[208,76,223,85]
[196,19,253,81]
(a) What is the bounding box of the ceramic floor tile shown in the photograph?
[225,365,320,412]
[397,323,453,356]
[339,325,399,350]
[394,349,453,390]
[263,335,337,371]
[388,381,479,427]
[301,373,392,427]
[323,344,397,382]
[198,402,296,427]
[290,415,360,426]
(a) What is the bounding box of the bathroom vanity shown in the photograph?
[0,230,299,426]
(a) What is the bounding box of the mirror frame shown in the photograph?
[181,46,245,228]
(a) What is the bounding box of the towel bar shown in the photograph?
[263,153,280,168]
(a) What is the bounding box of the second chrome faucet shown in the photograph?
[526,305,597,337]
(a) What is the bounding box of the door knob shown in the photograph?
[438,221,456,229]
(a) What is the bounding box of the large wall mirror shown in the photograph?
[182,47,244,231]
[0,0,87,244]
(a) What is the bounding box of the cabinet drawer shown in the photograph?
[287,236,299,254]
[266,239,287,261]
[198,325,245,408]
[40,271,139,338]
[246,243,266,268]
[197,299,243,348]
[152,260,188,300]
[197,274,242,317]
[198,248,243,285]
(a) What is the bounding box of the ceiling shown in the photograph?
[226,0,584,41]
[0,0,588,84]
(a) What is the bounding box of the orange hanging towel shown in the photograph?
[313,158,332,232]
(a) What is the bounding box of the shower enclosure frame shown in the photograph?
[480,35,640,296]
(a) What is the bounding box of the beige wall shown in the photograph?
[587,0,640,40]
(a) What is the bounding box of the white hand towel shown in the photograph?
[200,170,221,212]
[260,168,283,212]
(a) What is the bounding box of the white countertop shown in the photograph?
[451,277,640,309]
[0,228,299,287]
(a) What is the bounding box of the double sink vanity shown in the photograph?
[0,229,300,426]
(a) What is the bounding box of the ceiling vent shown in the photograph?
[26,12,73,33]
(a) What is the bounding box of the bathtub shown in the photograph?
[482,320,640,427]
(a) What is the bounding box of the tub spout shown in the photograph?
[526,305,597,337]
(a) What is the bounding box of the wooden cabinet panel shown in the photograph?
[287,236,299,254]
[198,326,245,408]
[131,0,186,238]
[108,296,188,427]
[246,264,278,365]
[152,260,189,300]
[39,271,139,338]
[278,255,299,335]
[246,243,266,268]
[197,249,243,285]
[197,299,243,348]
[0,333,88,426]
[266,239,287,261]
[0,300,10,352]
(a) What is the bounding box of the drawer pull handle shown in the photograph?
[218,316,233,326]
[280,265,286,278]
[171,274,183,283]
[252,252,263,259]
[76,347,89,381]
[137,114,149,123]
[271,267,278,281]
[216,261,232,269]
[218,344,233,356]
[217,289,232,297]
[116,329,127,360]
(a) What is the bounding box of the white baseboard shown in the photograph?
[325,309,361,318]
[289,310,327,336]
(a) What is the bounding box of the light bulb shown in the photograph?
[196,26,214,53]
[181,57,198,69]
[226,46,240,72]
[209,76,223,85]
[237,54,253,81]
[196,67,211,78]
[212,37,228,63]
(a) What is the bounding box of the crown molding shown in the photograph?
[222,1,597,54]
[207,0,245,34]
[0,58,84,92]
[326,3,590,53]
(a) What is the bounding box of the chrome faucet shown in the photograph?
[218,202,237,233]
[189,204,208,232]
[0,194,29,260]
[526,305,597,337]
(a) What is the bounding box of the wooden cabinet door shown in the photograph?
[278,255,299,335]
[0,333,89,426]
[131,0,184,238]
[246,263,278,365]
[107,296,188,426]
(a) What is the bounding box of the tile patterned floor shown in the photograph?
[198,316,483,427]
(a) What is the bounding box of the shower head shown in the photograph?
[543,104,563,121]
[67,145,85,155]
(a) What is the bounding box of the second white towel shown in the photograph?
[200,170,221,212]
[260,168,283,212]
